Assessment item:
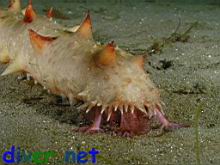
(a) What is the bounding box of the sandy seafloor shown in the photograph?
[0,0,220,164]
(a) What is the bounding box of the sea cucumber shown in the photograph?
[0,0,188,137]
[0,0,78,64]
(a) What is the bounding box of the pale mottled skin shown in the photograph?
[27,33,161,116]
[0,13,63,62]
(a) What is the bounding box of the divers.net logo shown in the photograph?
[2,145,100,164]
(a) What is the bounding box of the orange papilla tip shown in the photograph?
[95,42,117,67]
[23,1,37,23]
[84,12,92,28]
[8,0,13,8]
[77,11,93,38]
[29,0,33,5]
[106,41,116,54]
[47,7,54,18]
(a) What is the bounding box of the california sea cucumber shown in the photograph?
[0,0,78,65]
[0,0,188,137]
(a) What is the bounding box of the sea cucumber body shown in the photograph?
[27,33,161,116]
[0,14,62,63]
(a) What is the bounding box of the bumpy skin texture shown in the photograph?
[26,20,171,136]
[0,11,62,63]
[0,2,187,136]
[0,0,78,65]
[29,35,161,111]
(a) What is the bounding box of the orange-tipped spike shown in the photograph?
[8,0,21,13]
[77,11,92,39]
[23,0,37,23]
[29,29,57,54]
[94,41,116,67]
[133,56,144,69]
[47,7,54,19]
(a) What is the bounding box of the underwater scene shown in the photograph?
[0,0,219,164]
